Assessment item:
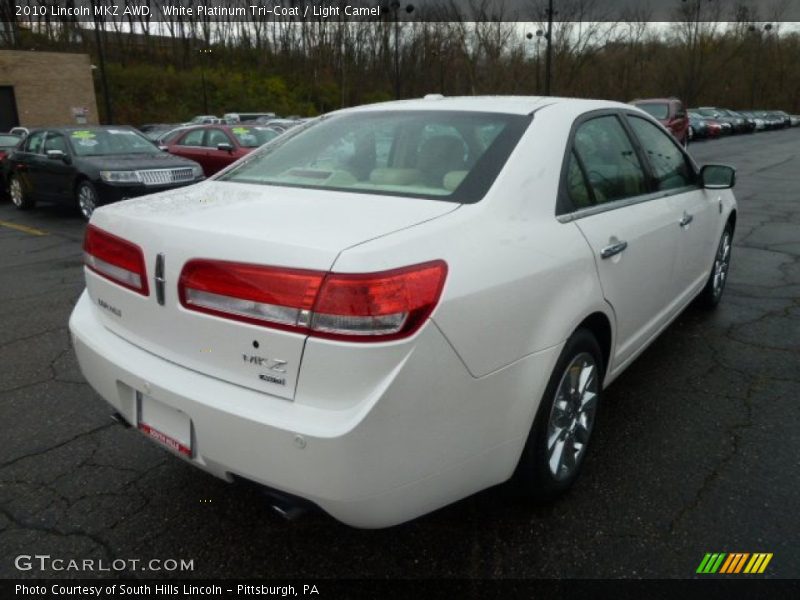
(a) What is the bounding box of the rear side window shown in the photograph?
[573,116,647,204]
[179,129,205,146]
[627,116,696,191]
[43,132,68,154]
[205,129,230,148]
[566,151,592,209]
[636,103,669,120]
[25,131,46,154]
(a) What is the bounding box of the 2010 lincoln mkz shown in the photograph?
[69,97,737,527]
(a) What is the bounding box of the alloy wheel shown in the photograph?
[78,184,97,220]
[546,352,599,482]
[9,177,23,208]
[712,230,732,299]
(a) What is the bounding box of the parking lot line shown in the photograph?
[0,220,49,236]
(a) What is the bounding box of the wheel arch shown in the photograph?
[574,311,613,380]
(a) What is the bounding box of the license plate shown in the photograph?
[137,392,193,457]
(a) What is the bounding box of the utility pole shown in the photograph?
[93,17,113,124]
[544,0,554,96]
[390,2,414,99]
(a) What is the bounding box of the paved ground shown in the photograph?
[0,129,798,580]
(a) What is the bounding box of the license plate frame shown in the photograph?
[136,392,194,458]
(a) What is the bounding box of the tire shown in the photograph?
[697,223,733,309]
[515,328,604,501]
[8,174,35,210]
[76,180,99,221]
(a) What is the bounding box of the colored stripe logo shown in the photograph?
[697,553,773,574]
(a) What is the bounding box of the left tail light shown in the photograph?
[178,259,447,342]
[83,225,149,296]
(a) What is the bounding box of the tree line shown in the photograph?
[2,0,798,124]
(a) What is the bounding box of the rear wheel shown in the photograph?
[76,180,99,221]
[698,224,733,309]
[515,328,603,500]
[9,174,34,210]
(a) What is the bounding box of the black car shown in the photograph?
[0,133,22,197]
[6,126,204,220]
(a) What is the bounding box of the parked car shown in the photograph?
[165,124,282,176]
[692,108,736,134]
[687,114,709,140]
[222,112,276,124]
[791,115,800,127]
[188,115,222,125]
[70,97,737,528]
[752,110,784,129]
[738,111,766,131]
[688,112,722,138]
[138,123,183,141]
[770,110,792,128]
[630,98,690,146]
[254,117,304,131]
[718,109,755,133]
[6,126,204,220]
[0,132,22,196]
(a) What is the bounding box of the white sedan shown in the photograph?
[69,96,737,528]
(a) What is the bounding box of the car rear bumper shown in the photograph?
[69,290,560,527]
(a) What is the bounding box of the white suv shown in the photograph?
[70,96,737,527]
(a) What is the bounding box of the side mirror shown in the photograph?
[46,149,67,161]
[701,164,736,189]
[217,142,234,153]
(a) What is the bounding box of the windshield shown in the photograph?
[69,129,159,156]
[697,109,719,117]
[0,135,20,148]
[636,103,669,120]
[230,126,280,148]
[220,110,529,203]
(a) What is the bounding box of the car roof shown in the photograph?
[331,96,630,116]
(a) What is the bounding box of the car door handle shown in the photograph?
[679,212,694,227]
[600,241,628,259]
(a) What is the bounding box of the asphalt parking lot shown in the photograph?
[0,129,798,580]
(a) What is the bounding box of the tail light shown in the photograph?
[179,259,447,342]
[0,151,7,161]
[83,225,149,296]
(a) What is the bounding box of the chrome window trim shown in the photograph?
[557,184,698,223]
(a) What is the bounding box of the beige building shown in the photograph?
[0,50,99,131]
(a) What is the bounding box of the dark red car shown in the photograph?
[165,125,281,176]
[630,97,690,146]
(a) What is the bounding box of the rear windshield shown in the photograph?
[219,110,530,203]
[230,126,280,148]
[636,103,670,120]
[0,135,20,148]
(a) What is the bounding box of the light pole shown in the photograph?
[198,48,212,114]
[389,1,414,99]
[544,0,554,96]
[748,23,773,109]
[92,16,113,124]
[526,30,544,94]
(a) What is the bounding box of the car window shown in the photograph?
[230,126,280,148]
[636,103,670,120]
[573,115,647,204]
[179,129,205,146]
[220,111,529,203]
[25,131,46,154]
[43,132,68,154]
[566,151,593,209]
[0,134,20,148]
[627,116,695,191]
[205,129,231,148]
